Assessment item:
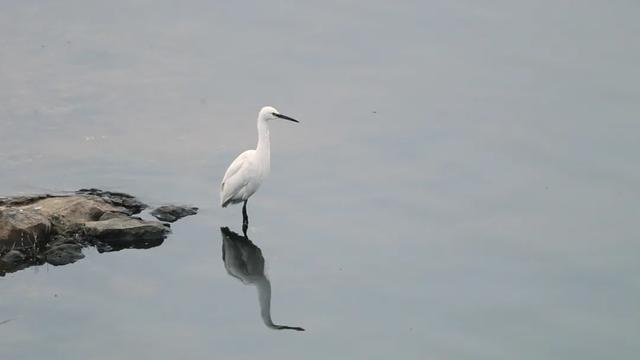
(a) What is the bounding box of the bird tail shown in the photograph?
[220,194,233,207]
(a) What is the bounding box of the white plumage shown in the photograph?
[220,149,262,207]
[220,106,299,225]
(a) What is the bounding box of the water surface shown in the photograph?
[1,1,639,359]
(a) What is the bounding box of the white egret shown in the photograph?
[220,106,299,229]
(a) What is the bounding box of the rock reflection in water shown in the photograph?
[220,227,304,331]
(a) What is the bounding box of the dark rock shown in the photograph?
[1,250,26,266]
[150,205,198,222]
[0,250,36,276]
[84,217,169,241]
[94,237,165,253]
[83,217,169,252]
[42,243,84,266]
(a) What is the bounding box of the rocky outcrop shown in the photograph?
[0,190,196,276]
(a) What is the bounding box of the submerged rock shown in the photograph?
[42,243,85,266]
[0,250,31,274]
[150,205,198,223]
[0,189,193,276]
[1,250,26,267]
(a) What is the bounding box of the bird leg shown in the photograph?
[242,200,249,234]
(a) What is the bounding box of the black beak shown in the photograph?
[274,113,299,123]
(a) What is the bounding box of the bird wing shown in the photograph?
[221,150,254,190]
[220,150,255,205]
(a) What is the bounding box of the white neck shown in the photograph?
[255,117,271,173]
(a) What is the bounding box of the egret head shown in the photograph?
[259,106,299,123]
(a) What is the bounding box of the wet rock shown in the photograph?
[84,217,169,245]
[150,205,198,222]
[0,249,33,276]
[94,236,165,253]
[43,243,84,266]
[1,250,26,267]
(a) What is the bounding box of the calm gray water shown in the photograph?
[1,1,639,359]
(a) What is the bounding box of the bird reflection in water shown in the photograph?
[220,227,305,331]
